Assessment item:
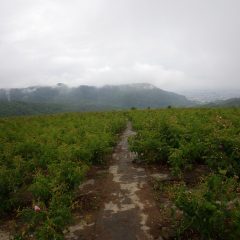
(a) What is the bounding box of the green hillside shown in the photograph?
[1,108,240,239]
[0,101,67,117]
[0,111,126,239]
[129,108,240,239]
[0,100,119,117]
[0,83,194,117]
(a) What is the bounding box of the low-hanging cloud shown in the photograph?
[0,0,240,91]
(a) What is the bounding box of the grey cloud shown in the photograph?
[0,0,240,91]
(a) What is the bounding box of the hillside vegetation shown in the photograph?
[0,100,117,117]
[0,83,194,117]
[0,101,68,117]
[0,112,126,239]
[129,108,240,239]
[1,108,240,239]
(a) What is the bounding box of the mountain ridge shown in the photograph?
[0,83,194,117]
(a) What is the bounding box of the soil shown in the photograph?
[65,122,162,240]
[0,222,12,240]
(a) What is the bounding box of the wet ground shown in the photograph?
[65,122,161,240]
[0,122,208,239]
[0,229,10,240]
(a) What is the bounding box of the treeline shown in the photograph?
[0,101,67,117]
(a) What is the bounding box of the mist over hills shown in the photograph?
[180,89,240,103]
[203,98,240,108]
[0,83,194,116]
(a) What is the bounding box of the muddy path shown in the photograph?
[66,122,161,240]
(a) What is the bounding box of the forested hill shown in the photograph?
[0,83,194,116]
[0,101,67,117]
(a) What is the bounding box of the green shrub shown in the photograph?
[0,111,126,237]
[129,108,240,176]
[29,174,52,203]
[174,174,240,239]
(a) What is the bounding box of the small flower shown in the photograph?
[34,205,41,212]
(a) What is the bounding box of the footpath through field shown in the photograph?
[66,122,161,240]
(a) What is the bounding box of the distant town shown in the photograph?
[180,89,240,102]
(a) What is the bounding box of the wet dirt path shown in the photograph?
[66,122,161,240]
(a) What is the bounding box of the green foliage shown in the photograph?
[129,108,240,176]
[174,174,240,239]
[2,107,240,239]
[29,174,52,203]
[129,108,240,239]
[129,119,181,164]
[0,84,193,117]
[0,111,126,238]
[0,101,67,117]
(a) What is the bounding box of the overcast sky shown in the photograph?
[0,0,240,91]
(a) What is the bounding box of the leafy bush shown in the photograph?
[174,174,240,239]
[129,108,240,176]
[129,109,240,239]
[29,174,52,203]
[0,111,126,238]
